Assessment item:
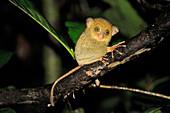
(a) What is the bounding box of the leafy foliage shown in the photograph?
[144,107,162,113]
[65,21,86,44]
[84,0,147,37]
[0,107,16,113]
[0,50,13,68]
[103,0,147,37]
[9,0,74,58]
[63,107,85,113]
[137,76,170,90]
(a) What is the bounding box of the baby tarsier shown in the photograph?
[50,17,125,106]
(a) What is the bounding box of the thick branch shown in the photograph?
[0,9,169,111]
[137,0,170,10]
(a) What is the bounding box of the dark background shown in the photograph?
[0,0,169,113]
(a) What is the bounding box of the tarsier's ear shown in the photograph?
[112,26,119,36]
[86,18,94,28]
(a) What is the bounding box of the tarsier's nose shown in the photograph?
[98,33,104,40]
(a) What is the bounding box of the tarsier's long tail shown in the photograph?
[50,65,82,106]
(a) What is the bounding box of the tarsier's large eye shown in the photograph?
[94,26,100,33]
[104,29,110,35]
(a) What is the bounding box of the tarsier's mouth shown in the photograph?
[97,36,103,40]
[97,33,104,40]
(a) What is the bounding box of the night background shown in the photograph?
[0,0,170,113]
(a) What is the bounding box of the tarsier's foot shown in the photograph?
[107,41,126,58]
[97,56,109,64]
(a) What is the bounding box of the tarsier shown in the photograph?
[50,17,125,106]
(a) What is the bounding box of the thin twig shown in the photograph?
[90,84,170,99]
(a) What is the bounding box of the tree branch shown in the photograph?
[0,9,169,112]
[137,0,170,10]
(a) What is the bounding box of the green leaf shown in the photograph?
[0,107,16,113]
[0,50,13,68]
[63,107,84,113]
[100,96,120,110]
[9,0,74,59]
[65,21,86,44]
[0,86,16,91]
[150,76,170,90]
[103,0,147,38]
[136,76,170,91]
[144,107,162,113]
